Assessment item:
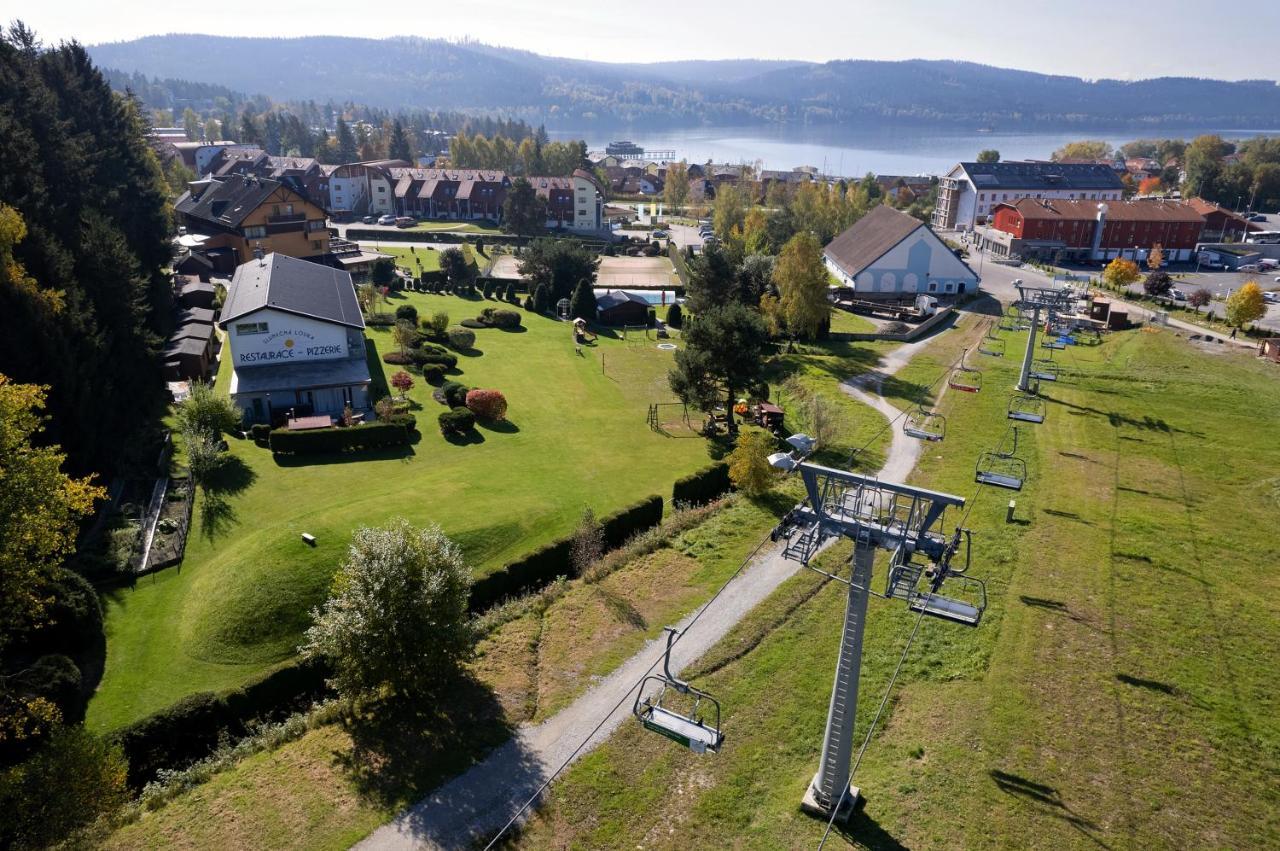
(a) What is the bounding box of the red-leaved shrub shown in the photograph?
[465,389,508,421]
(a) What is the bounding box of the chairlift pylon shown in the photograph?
[975,427,1027,491]
[903,407,946,442]
[1007,394,1046,424]
[633,627,724,754]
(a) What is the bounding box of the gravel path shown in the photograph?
[354,331,948,851]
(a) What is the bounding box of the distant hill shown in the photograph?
[88,35,1280,129]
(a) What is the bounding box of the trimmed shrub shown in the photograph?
[666,302,683,328]
[490,309,522,329]
[409,349,458,369]
[460,318,487,329]
[394,304,418,324]
[465,389,508,421]
[482,280,495,299]
[504,282,518,302]
[441,381,471,408]
[421,364,446,384]
[438,406,476,436]
[600,495,663,550]
[268,422,409,454]
[113,658,331,788]
[447,327,476,350]
[523,295,536,310]
[365,314,396,327]
[382,351,413,366]
[673,461,732,505]
[18,654,83,723]
[249,423,271,444]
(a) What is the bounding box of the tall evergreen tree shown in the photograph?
[335,117,358,164]
[388,119,413,161]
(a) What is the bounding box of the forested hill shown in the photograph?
[89,34,1280,129]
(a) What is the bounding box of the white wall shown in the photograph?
[836,228,977,296]
[369,176,395,214]
[571,175,602,232]
[962,184,1122,226]
[329,175,368,213]
[226,308,350,366]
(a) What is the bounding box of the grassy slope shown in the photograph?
[101,337,900,849]
[512,328,1280,849]
[90,294,714,730]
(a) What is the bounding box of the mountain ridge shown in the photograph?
[88,34,1280,129]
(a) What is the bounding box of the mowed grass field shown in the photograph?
[89,293,718,730]
[511,327,1280,849]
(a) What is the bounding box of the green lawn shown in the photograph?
[405,220,501,234]
[513,327,1280,849]
[828,308,877,335]
[89,294,719,730]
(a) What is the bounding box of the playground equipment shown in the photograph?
[1007,394,1046,424]
[622,324,651,344]
[975,427,1027,491]
[572,317,597,345]
[903,407,946,441]
[633,627,724,754]
[767,439,982,821]
[646,401,697,436]
[556,298,571,320]
[948,350,983,393]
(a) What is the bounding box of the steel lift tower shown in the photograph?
[770,441,985,823]
[1013,283,1077,393]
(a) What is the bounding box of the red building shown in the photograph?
[987,198,1205,262]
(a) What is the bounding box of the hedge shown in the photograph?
[421,364,446,383]
[673,462,732,505]
[268,422,409,454]
[365,314,396,327]
[438,407,475,435]
[409,349,458,369]
[468,494,664,610]
[113,658,331,788]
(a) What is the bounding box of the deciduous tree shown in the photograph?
[569,508,604,577]
[1147,243,1164,270]
[1101,258,1141,290]
[518,239,598,303]
[175,380,241,436]
[664,160,689,210]
[300,520,474,702]
[1051,140,1113,162]
[1187,288,1212,312]
[1142,270,1173,297]
[977,149,1000,163]
[502,177,547,236]
[727,428,778,496]
[1225,281,1266,329]
[773,232,831,340]
[390,370,414,399]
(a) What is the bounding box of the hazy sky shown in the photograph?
[13,0,1280,81]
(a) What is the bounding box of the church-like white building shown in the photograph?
[824,205,979,299]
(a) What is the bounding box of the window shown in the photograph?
[311,240,322,250]
[307,219,326,233]
[236,321,268,335]
[243,225,266,239]
[377,186,386,193]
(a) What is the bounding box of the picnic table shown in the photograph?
[286,414,334,431]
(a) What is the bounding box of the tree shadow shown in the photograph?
[444,429,487,446]
[196,456,258,542]
[1114,672,1178,696]
[476,419,520,434]
[364,339,392,400]
[272,445,417,467]
[455,346,485,358]
[835,807,909,851]
[336,677,518,815]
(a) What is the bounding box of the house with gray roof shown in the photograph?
[825,205,978,300]
[217,253,371,424]
[932,161,1125,231]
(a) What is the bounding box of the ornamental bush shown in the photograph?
[666,302,683,328]
[421,364,446,384]
[382,351,413,366]
[438,406,476,436]
[439,381,470,408]
[395,304,419,324]
[465,389,508,421]
[409,349,458,369]
[447,327,476,350]
[490,309,522,329]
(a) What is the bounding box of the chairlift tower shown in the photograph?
[769,440,982,823]
[1014,284,1076,393]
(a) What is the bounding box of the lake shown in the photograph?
[548,123,1280,177]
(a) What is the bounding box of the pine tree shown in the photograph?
[388,119,413,162]
[569,279,597,321]
[335,117,358,164]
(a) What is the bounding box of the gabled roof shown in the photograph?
[220,253,364,330]
[596,290,651,311]
[956,161,1125,191]
[175,174,289,228]
[824,205,925,277]
[1001,198,1205,223]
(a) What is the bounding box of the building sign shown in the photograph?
[237,328,345,364]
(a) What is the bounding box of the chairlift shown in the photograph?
[975,427,1027,491]
[948,350,982,393]
[886,534,987,627]
[1029,359,1061,382]
[903,407,946,442]
[1007,394,1046,424]
[633,627,724,754]
[1041,336,1066,350]
[978,336,1005,357]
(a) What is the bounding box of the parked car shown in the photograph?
[377,214,396,226]
[1170,289,1186,302]
[361,215,375,224]
[652,229,668,238]
[1263,291,1280,303]
[395,217,415,228]
[1247,213,1268,222]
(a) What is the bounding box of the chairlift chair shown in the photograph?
[1007,394,1046,424]
[975,427,1027,491]
[903,407,946,441]
[886,534,987,627]
[1029,359,1061,382]
[978,336,1005,357]
[948,350,982,393]
[633,628,724,754]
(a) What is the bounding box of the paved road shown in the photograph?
[352,329,957,851]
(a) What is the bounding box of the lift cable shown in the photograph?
[481,530,777,850]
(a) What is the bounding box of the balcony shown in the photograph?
[267,213,306,224]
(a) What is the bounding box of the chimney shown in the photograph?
[1091,203,1109,260]
[253,244,266,266]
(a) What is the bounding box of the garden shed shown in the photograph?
[596,289,652,326]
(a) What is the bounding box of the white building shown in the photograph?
[217,253,371,424]
[932,161,1125,231]
[825,205,979,298]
